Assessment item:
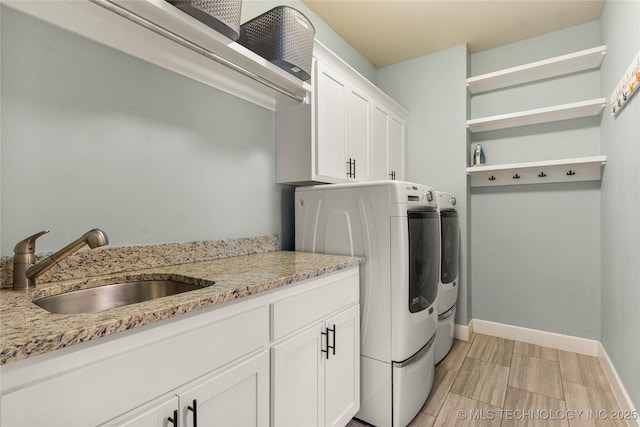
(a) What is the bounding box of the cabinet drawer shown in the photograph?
[271,269,359,341]
[1,305,269,427]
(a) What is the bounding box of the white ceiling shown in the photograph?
[302,0,604,68]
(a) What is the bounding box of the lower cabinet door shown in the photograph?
[179,351,269,427]
[114,396,178,427]
[271,323,326,427]
[325,305,360,427]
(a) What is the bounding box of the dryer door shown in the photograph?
[440,209,460,284]
[408,207,440,313]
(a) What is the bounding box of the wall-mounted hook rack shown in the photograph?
[466,156,606,187]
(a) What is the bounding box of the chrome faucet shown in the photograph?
[13,229,109,290]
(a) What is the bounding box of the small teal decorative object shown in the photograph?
[473,144,486,166]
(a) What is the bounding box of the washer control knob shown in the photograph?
[426,191,433,202]
[450,197,457,206]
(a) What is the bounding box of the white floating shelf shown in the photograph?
[3,0,311,111]
[466,98,606,133]
[467,156,606,187]
[467,45,606,94]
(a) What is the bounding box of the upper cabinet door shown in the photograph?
[388,116,405,181]
[371,101,405,181]
[346,88,371,182]
[371,104,390,180]
[115,396,178,427]
[316,61,347,180]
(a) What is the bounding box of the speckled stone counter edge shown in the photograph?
[0,235,279,289]
[0,251,363,365]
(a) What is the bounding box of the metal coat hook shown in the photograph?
[489,175,496,181]
[538,172,547,178]
[513,174,521,179]
[567,170,576,176]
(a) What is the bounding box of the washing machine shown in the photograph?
[434,191,460,364]
[295,181,440,427]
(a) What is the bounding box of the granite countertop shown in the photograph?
[0,251,363,366]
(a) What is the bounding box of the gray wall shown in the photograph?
[600,0,640,408]
[0,3,376,256]
[0,6,283,254]
[468,22,603,340]
[376,45,471,325]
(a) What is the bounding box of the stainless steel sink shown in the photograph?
[33,280,204,314]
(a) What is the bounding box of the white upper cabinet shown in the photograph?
[315,60,371,182]
[346,86,373,182]
[316,61,349,180]
[388,116,405,181]
[276,41,407,185]
[371,101,406,181]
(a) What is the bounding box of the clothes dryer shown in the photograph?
[434,191,460,364]
[296,181,440,427]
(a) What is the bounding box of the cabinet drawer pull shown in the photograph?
[328,325,336,356]
[346,158,356,179]
[168,409,179,427]
[188,399,198,427]
[321,329,329,359]
[321,326,336,359]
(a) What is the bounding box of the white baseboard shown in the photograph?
[454,323,470,341]
[460,318,638,426]
[470,318,599,356]
[598,343,640,427]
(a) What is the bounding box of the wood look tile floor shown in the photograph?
[348,333,630,427]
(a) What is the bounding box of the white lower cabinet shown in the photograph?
[272,323,326,426]
[325,306,360,427]
[271,281,360,427]
[0,268,359,427]
[116,396,179,427]
[114,351,269,427]
[179,351,269,427]
[178,351,269,427]
[1,304,269,427]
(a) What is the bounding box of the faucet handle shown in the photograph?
[14,230,50,255]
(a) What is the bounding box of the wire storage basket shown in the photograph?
[238,6,315,81]
[167,0,243,41]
